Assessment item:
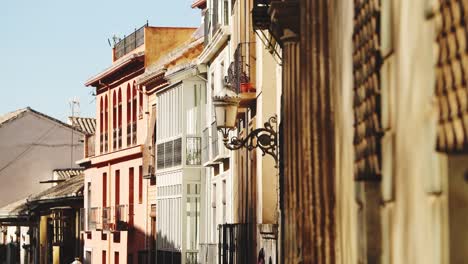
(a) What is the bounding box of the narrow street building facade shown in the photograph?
[138,32,206,264]
[81,24,197,264]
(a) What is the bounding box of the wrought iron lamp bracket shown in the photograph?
[219,115,278,167]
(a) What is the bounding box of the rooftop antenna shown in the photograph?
[69,98,80,168]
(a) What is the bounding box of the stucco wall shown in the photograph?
[0,111,83,207]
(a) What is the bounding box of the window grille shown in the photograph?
[352,0,382,181]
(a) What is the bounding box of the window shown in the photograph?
[186,137,202,165]
[139,87,143,119]
[139,166,143,204]
[222,180,226,223]
[100,97,104,153]
[129,168,134,205]
[156,138,183,169]
[103,173,107,207]
[104,95,109,152]
[127,85,132,146]
[132,82,137,144]
[113,91,117,150]
[102,250,107,264]
[115,170,120,205]
[114,252,119,264]
[118,88,122,149]
[202,128,209,163]
[211,122,219,158]
[129,168,134,226]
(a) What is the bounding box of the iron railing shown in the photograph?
[81,205,133,232]
[88,207,101,230]
[218,223,255,264]
[227,42,256,94]
[114,23,147,60]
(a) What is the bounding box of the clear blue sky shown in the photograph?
[0,0,201,121]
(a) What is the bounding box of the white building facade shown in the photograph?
[154,65,207,264]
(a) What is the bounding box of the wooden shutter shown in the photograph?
[353,0,383,181]
[435,0,468,153]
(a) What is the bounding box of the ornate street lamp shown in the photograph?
[213,85,278,166]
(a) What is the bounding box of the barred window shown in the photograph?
[352,0,382,181]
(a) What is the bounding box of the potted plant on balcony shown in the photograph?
[240,71,253,93]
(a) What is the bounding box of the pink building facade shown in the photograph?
[79,25,197,264]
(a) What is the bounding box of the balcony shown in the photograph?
[81,205,133,232]
[226,43,257,107]
[114,23,147,61]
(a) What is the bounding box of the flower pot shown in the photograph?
[240,82,252,93]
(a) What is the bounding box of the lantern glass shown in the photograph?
[214,100,239,129]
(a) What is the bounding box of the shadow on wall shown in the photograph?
[0,242,20,264]
[156,234,182,264]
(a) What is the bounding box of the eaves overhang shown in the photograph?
[198,26,230,64]
[85,52,145,87]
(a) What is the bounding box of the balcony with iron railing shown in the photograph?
[80,205,133,232]
[226,43,257,107]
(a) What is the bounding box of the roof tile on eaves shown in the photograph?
[68,117,96,135]
[28,174,84,202]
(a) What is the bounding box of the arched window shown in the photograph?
[112,91,117,150]
[118,88,122,149]
[100,97,104,153]
[132,82,137,145]
[139,86,143,118]
[127,84,132,146]
[104,94,109,152]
